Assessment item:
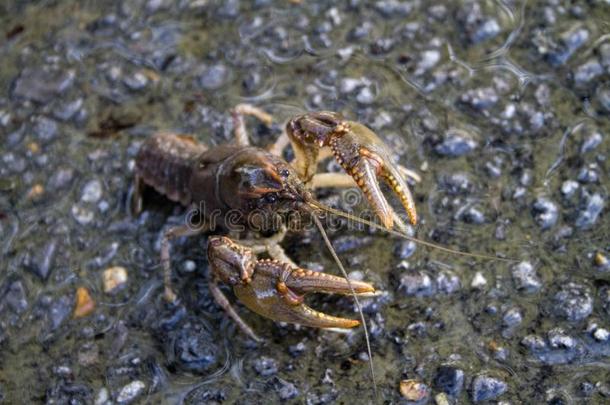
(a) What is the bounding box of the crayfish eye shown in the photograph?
[265,193,277,203]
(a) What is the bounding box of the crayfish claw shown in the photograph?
[232,259,375,329]
[287,112,418,228]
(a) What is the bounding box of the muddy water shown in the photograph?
[0,1,609,404]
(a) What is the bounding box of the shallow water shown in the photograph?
[0,1,609,403]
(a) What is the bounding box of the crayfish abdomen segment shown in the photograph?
[135,133,207,206]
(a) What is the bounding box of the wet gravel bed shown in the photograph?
[0,1,609,403]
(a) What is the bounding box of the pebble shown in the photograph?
[73,287,95,318]
[436,271,461,294]
[374,1,413,17]
[12,67,75,104]
[399,270,434,296]
[95,387,109,405]
[48,295,73,331]
[81,179,103,203]
[441,172,472,195]
[553,282,593,322]
[116,380,146,404]
[511,261,542,292]
[502,307,523,328]
[531,197,559,230]
[471,19,501,44]
[33,116,59,142]
[277,379,299,400]
[123,72,149,91]
[394,240,416,260]
[253,356,278,377]
[580,132,602,154]
[399,379,429,402]
[560,180,579,197]
[72,204,95,225]
[546,26,589,66]
[471,375,507,402]
[573,59,603,86]
[171,320,218,372]
[4,280,28,314]
[434,128,478,157]
[23,239,58,280]
[594,252,610,271]
[199,64,229,90]
[575,192,605,229]
[460,87,499,111]
[417,50,441,72]
[356,86,375,104]
[433,366,464,397]
[471,272,487,289]
[103,266,128,293]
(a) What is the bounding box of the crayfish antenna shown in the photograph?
[308,200,518,263]
[311,214,378,399]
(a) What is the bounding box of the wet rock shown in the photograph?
[275,378,299,400]
[471,375,507,402]
[575,192,605,229]
[574,59,603,86]
[370,38,395,55]
[398,270,434,297]
[116,380,145,404]
[347,21,373,41]
[502,307,523,328]
[544,26,589,66]
[333,235,373,253]
[580,132,602,154]
[12,67,75,104]
[471,272,487,289]
[72,204,95,225]
[81,179,103,203]
[356,86,375,104]
[440,172,472,195]
[436,271,461,294]
[457,2,501,44]
[73,287,95,318]
[459,87,499,111]
[561,180,579,197]
[399,379,429,402]
[103,266,128,293]
[374,1,413,17]
[48,295,73,331]
[434,128,478,157]
[33,116,59,142]
[394,240,416,260]
[433,366,464,397]
[199,64,229,90]
[460,206,486,224]
[123,72,149,91]
[253,356,278,377]
[23,239,58,280]
[170,321,218,373]
[531,197,558,230]
[471,19,501,44]
[48,167,75,190]
[53,97,84,121]
[511,261,542,292]
[553,282,593,322]
[3,280,28,314]
[416,50,441,72]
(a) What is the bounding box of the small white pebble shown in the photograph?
[594,328,610,342]
[471,272,487,288]
[95,387,109,405]
[117,380,145,404]
[103,266,128,293]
